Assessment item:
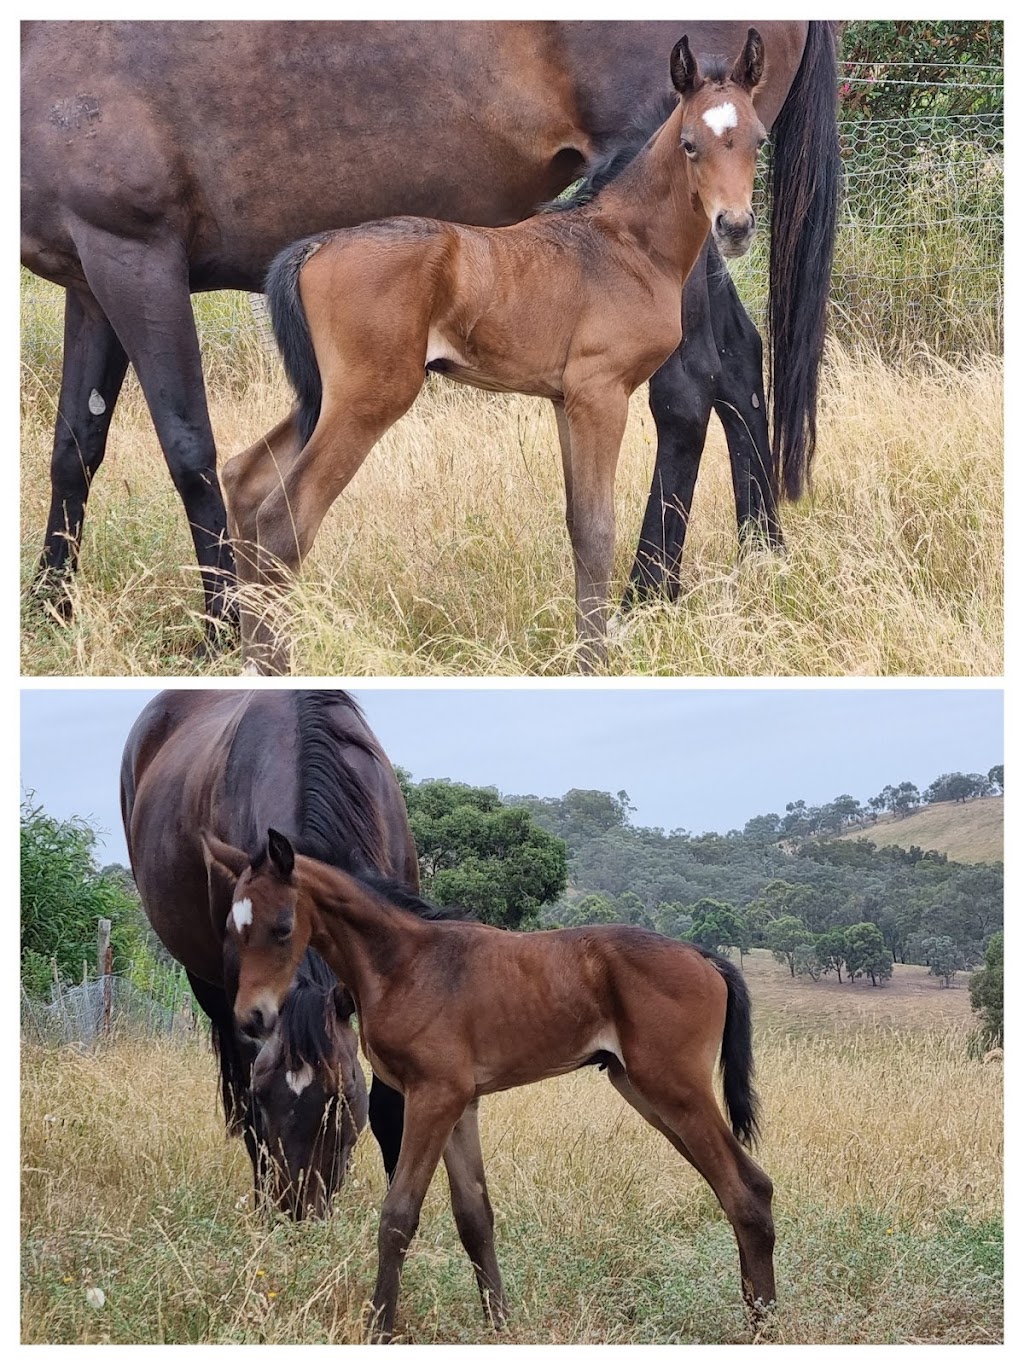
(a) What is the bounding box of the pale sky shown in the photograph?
[20,686,1002,865]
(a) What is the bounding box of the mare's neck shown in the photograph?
[298,856,428,1008]
[594,105,709,284]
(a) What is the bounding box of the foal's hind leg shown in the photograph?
[242,365,425,672]
[607,1061,776,1329]
[221,412,304,664]
[442,1101,507,1329]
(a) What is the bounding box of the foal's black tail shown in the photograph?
[699,949,762,1149]
[264,236,328,451]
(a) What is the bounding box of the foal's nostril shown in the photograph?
[715,212,755,240]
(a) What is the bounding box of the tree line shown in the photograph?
[506,777,1002,991]
[21,764,1003,1044]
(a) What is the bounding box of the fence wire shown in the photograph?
[21,975,198,1048]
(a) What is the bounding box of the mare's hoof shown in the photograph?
[30,567,75,622]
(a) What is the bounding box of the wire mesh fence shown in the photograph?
[730,62,1003,358]
[21,973,199,1048]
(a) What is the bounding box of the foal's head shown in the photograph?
[670,29,766,258]
[205,827,315,1042]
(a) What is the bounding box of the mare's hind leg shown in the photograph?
[242,363,425,673]
[35,287,130,614]
[607,1060,776,1328]
[442,1101,507,1329]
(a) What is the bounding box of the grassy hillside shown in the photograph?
[22,952,1001,1345]
[838,796,1002,864]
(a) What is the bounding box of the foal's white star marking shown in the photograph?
[702,102,738,137]
[231,898,253,932]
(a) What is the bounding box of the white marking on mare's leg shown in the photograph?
[231,898,253,932]
[702,102,738,137]
[285,1064,315,1095]
[88,389,106,415]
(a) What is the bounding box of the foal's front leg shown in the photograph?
[560,384,630,671]
[370,1085,472,1342]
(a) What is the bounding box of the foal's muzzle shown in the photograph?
[239,1004,277,1041]
[713,211,756,259]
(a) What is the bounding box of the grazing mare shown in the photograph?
[120,689,418,1216]
[207,829,775,1341]
[22,20,838,637]
[229,34,768,671]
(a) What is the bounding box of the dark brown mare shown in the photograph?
[229,34,769,672]
[119,689,419,1217]
[206,829,775,1341]
[22,21,838,639]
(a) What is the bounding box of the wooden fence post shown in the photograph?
[97,919,112,1036]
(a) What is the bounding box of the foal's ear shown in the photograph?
[670,36,702,97]
[731,27,765,92]
[266,828,296,880]
[202,832,250,883]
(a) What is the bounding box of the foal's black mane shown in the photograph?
[542,93,677,214]
[543,58,734,215]
[354,868,472,924]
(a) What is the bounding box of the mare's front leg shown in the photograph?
[442,1101,507,1329]
[370,1084,472,1342]
[561,382,630,672]
[627,247,717,607]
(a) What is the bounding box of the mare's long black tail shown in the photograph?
[767,19,842,500]
[698,949,762,1148]
[264,236,326,451]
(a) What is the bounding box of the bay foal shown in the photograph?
[224,32,768,672]
[206,828,776,1341]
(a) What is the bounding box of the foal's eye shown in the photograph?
[271,915,294,942]
[681,139,697,158]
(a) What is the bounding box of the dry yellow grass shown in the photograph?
[20,333,1002,676]
[21,953,1002,1344]
[836,795,1003,865]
